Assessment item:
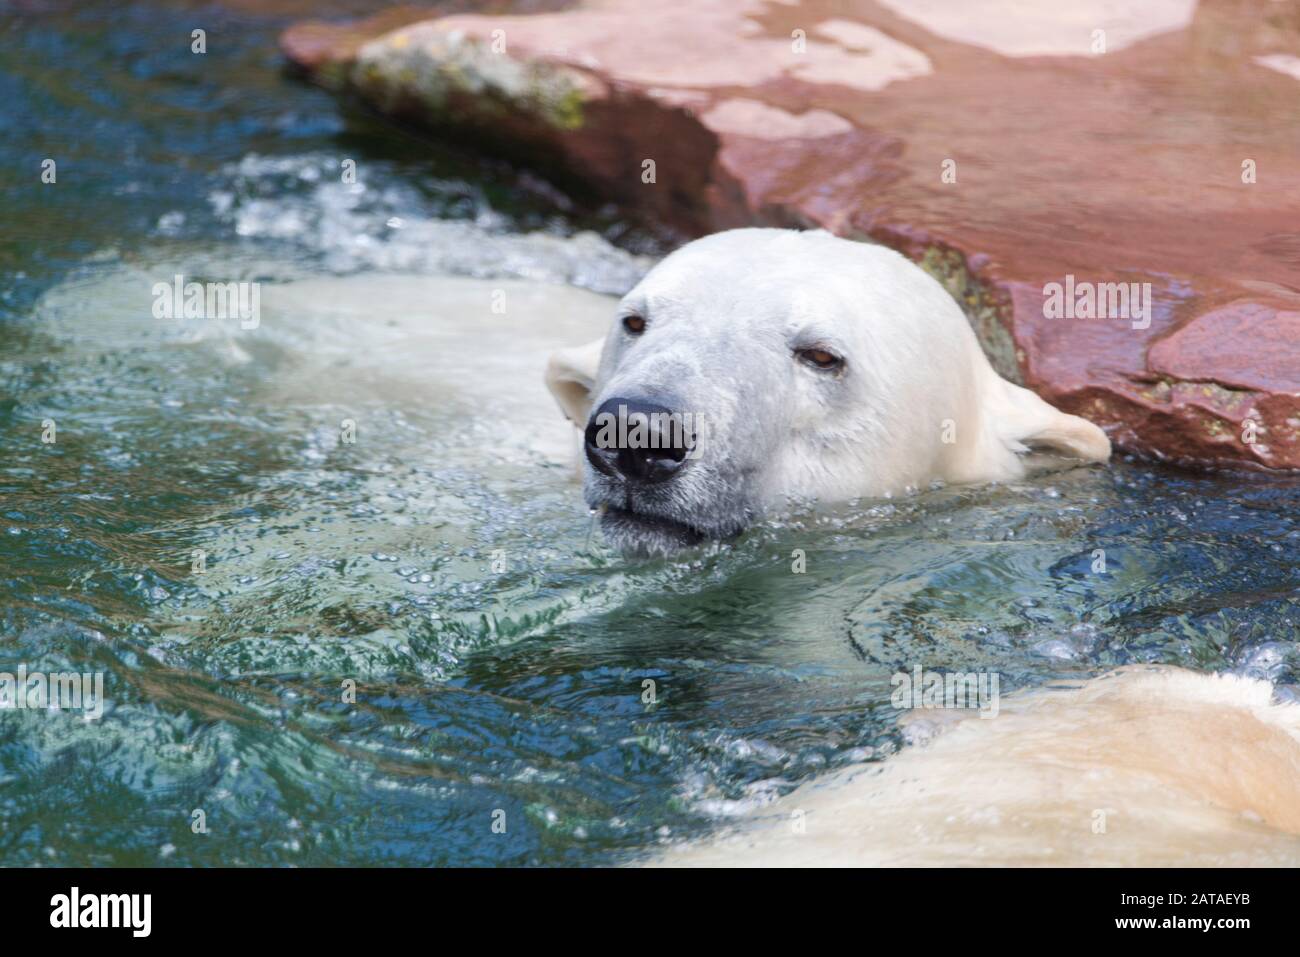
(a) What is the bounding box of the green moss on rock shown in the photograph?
[350,27,587,133]
[919,246,1022,384]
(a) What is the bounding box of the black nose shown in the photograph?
[584,397,693,484]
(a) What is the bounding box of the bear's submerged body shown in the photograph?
[653,667,1300,867]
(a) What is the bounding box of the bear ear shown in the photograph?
[545,337,604,427]
[994,379,1112,463]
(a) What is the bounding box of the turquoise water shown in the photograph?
[1,1,1297,866]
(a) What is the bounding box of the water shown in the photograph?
[2,1,1297,866]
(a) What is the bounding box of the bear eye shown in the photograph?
[622,314,646,336]
[796,347,844,372]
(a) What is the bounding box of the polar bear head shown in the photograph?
[546,229,1108,555]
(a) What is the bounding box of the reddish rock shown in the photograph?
[280,0,1300,470]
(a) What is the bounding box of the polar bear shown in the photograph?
[546,229,1110,553]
